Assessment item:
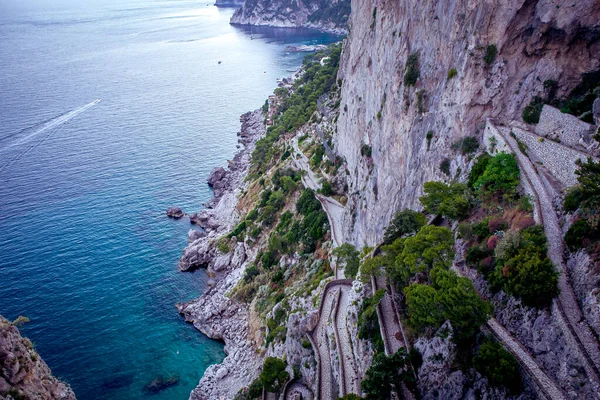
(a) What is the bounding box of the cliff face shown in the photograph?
[230,0,350,34]
[335,0,600,246]
[0,316,76,400]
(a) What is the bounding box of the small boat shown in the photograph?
[218,61,222,64]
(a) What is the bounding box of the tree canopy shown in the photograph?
[259,357,289,393]
[473,338,523,393]
[473,153,520,199]
[333,243,360,278]
[420,182,472,220]
[393,225,454,282]
[404,268,492,340]
[361,349,415,399]
[383,209,427,244]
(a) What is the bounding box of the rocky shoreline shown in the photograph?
[0,316,76,399]
[176,109,266,400]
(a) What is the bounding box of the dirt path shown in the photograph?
[492,122,600,392]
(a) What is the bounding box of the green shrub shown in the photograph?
[361,143,372,158]
[447,68,458,80]
[244,264,260,283]
[473,338,523,393]
[297,189,321,215]
[250,44,342,175]
[426,130,434,150]
[246,208,258,221]
[404,53,420,86]
[383,209,427,244]
[404,268,492,340]
[216,238,230,253]
[563,187,584,212]
[370,7,377,29]
[452,136,479,155]
[440,158,451,176]
[228,221,247,239]
[393,225,454,281]
[492,226,558,307]
[420,181,473,220]
[574,157,600,210]
[361,349,415,399]
[565,219,592,250]
[474,153,520,200]
[358,289,386,353]
[468,154,492,188]
[333,243,360,278]
[319,180,334,196]
[259,357,289,393]
[522,96,543,124]
[557,70,600,121]
[483,45,498,65]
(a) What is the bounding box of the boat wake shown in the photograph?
[0,99,101,172]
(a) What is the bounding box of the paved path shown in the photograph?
[492,121,600,392]
[453,263,567,400]
[335,285,361,395]
[311,287,337,400]
[486,318,567,400]
[372,275,405,355]
[292,137,345,247]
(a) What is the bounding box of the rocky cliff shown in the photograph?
[180,1,600,399]
[335,0,600,246]
[0,316,76,400]
[230,0,350,34]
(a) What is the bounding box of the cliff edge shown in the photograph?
[230,0,350,34]
[0,316,75,400]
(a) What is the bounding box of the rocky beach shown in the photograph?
[176,109,266,399]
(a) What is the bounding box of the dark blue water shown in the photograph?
[0,1,339,398]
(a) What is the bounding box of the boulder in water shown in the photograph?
[166,207,184,219]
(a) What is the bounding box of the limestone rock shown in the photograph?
[166,207,184,219]
[231,0,350,34]
[0,316,76,399]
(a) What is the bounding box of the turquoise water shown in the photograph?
[0,1,339,398]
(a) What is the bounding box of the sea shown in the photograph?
[0,1,339,398]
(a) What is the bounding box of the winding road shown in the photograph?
[490,121,600,394]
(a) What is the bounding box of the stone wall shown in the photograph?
[536,105,596,151]
[512,127,590,188]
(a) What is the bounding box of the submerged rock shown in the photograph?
[143,375,179,394]
[102,374,134,389]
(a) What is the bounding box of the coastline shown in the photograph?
[230,21,348,36]
[176,109,266,400]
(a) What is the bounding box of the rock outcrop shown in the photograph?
[0,316,76,400]
[335,0,600,246]
[166,207,184,219]
[230,0,351,34]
